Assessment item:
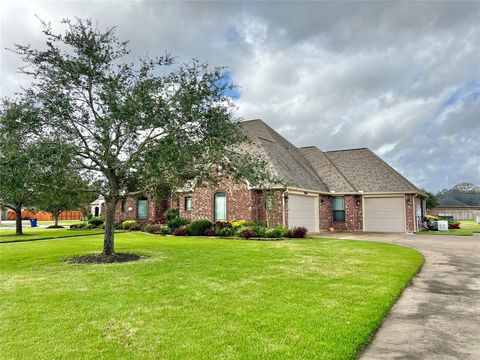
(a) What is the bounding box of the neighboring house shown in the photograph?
[91,196,105,217]
[428,206,480,220]
[115,119,426,233]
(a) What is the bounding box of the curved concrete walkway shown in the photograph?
[318,232,480,360]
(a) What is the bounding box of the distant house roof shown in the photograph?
[239,119,423,195]
[90,195,104,205]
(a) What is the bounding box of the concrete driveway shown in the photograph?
[318,232,480,360]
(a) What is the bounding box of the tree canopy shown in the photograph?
[10,18,271,255]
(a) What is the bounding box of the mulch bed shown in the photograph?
[65,253,144,264]
[46,225,65,229]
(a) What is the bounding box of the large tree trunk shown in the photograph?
[103,197,117,256]
[15,208,23,236]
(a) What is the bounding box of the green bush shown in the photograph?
[69,223,86,229]
[189,220,213,236]
[265,227,284,238]
[121,220,137,230]
[216,227,235,237]
[84,224,94,230]
[284,229,294,238]
[159,226,172,235]
[252,225,267,238]
[164,208,180,221]
[167,217,190,230]
[144,224,164,234]
[88,217,104,227]
[129,223,142,231]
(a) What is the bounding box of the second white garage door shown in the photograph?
[364,196,405,232]
[288,194,318,232]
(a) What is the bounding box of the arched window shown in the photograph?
[214,192,227,221]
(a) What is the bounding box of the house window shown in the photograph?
[137,198,148,220]
[333,196,345,221]
[214,192,227,221]
[266,194,274,210]
[185,196,192,211]
[121,200,127,212]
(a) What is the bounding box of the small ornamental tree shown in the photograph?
[36,174,95,227]
[422,189,439,209]
[0,99,73,234]
[12,19,272,256]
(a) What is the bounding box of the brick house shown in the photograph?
[115,119,426,233]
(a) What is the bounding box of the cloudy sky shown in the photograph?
[1,0,479,192]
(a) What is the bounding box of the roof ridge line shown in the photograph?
[365,149,422,193]
[325,147,369,153]
[323,152,358,192]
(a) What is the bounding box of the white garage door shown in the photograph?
[364,196,405,232]
[288,194,318,232]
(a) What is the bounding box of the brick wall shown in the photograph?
[255,189,286,227]
[320,195,363,231]
[114,195,165,223]
[319,195,333,230]
[405,194,415,232]
[178,178,272,223]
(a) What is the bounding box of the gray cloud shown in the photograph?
[1,0,479,191]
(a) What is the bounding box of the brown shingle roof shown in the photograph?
[239,119,422,194]
[324,148,421,193]
[239,120,329,192]
[300,146,356,192]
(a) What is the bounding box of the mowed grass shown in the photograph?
[0,220,81,228]
[0,227,104,243]
[417,220,480,236]
[0,233,423,360]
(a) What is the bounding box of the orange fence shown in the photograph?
[6,210,83,221]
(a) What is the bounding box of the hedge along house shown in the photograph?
[115,119,426,233]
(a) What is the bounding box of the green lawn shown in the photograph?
[417,220,480,236]
[0,227,104,243]
[0,233,422,359]
[0,220,81,228]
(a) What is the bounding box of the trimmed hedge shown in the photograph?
[188,220,213,236]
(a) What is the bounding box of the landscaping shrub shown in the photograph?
[448,221,460,229]
[159,226,172,235]
[88,217,104,227]
[122,220,137,230]
[204,228,216,236]
[164,208,180,221]
[216,226,235,237]
[129,223,142,231]
[173,226,188,236]
[240,228,256,239]
[215,221,232,229]
[284,229,294,238]
[144,224,164,234]
[264,227,284,238]
[255,225,267,238]
[84,224,94,230]
[188,220,213,236]
[292,227,308,238]
[70,223,86,229]
[231,219,247,229]
[425,215,440,222]
[167,217,190,230]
